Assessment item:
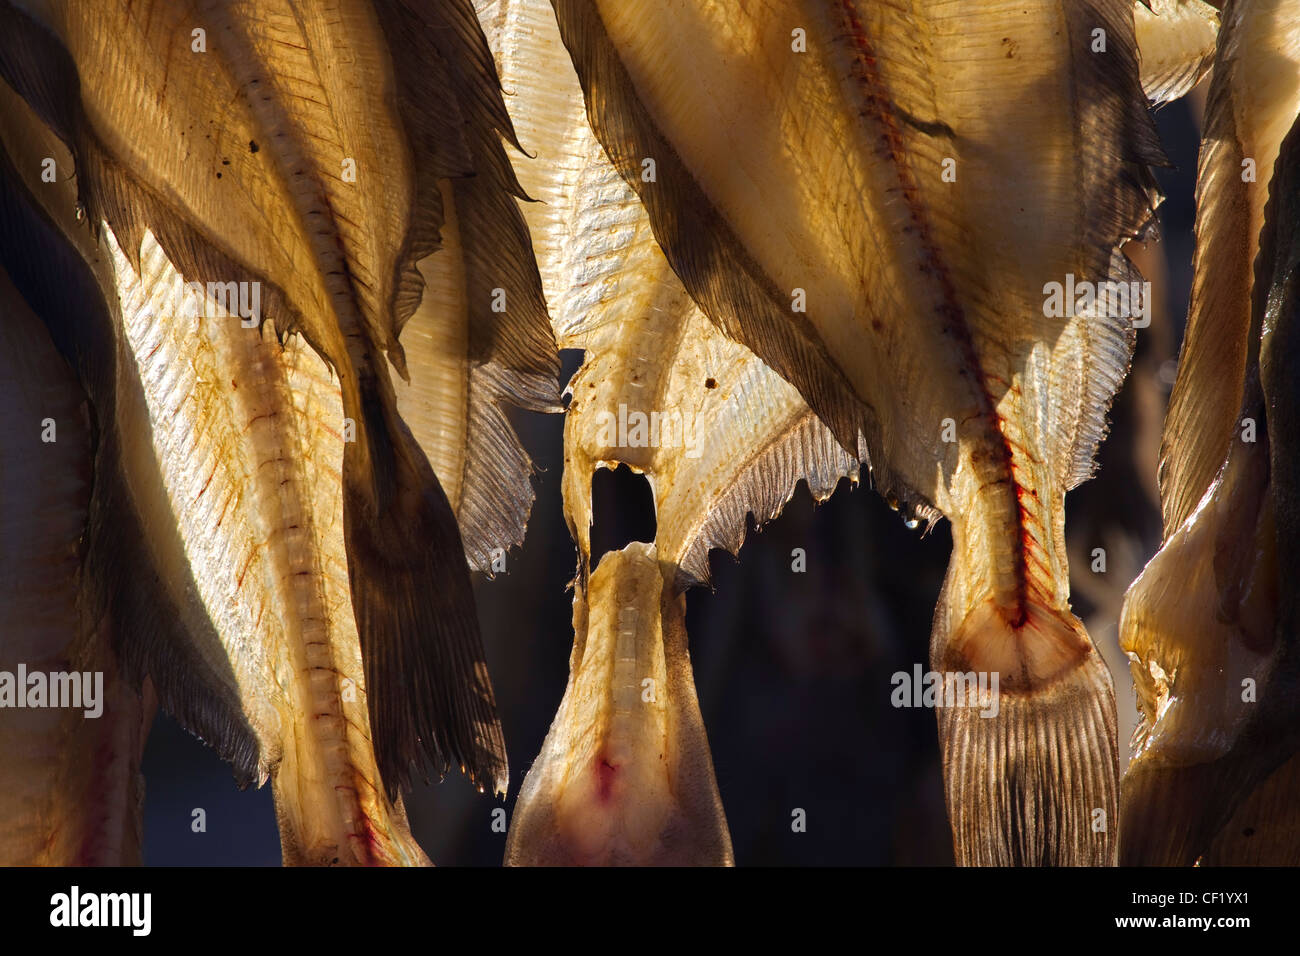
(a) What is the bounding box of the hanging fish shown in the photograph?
[548,0,1165,865]
[1121,0,1300,866]
[1158,0,1300,536]
[0,80,234,865]
[0,0,561,809]
[0,73,439,864]
[477,0,857,864]
[113,233,440,864]
[386,0,562,576]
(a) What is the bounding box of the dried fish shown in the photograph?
[506,543,733,865]
[111,233,431,864]
[1,75,436,864]
[0,80,236,865]
[550,0,1164,864]
[479,0,856,864]
[0,249,149,865]
[1122,1,1300,862]
[1158,0,1300,535]
[0,0,562,804]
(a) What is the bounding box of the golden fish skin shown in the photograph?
[110,233,430,865]
[1,70,431,865]
[1133,0,1220,105]
[551,0,1163,864]
[0,0,561,799]
[1158,0,1300,537]
[0,79,240,865]
[479,0,857,864]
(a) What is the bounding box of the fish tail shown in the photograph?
[931,570,1119,866]
[505,543,732,866]
[342,380,507,799]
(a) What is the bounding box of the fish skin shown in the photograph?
[480,0,857,864]
[0,0,530,798]
[1121,105,1300,866]
[1202,755,1300,864]
[379,0,562,577]
[0,79,267,861]
[477,0,857,581]
[392,180,562,577]
[551,0,1163,864]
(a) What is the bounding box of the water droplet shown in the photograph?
[904,517,919,530]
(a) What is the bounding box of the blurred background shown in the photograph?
[141,85,1208,867]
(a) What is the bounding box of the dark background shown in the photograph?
[140,92,1207,867]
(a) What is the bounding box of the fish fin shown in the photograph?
[374,0,531,341]
[666,395,860,591]
[3,0,516,798]
[344,392,508,798]
[457,363,556,571]
[372,0,473,350]
[1134,0,1220,105]
[1051,0,1165,491]
[932,584,1118,866]
[1052,247,1143,492]
[1118,387,1276,865]
[1121,81,1300,869]
[0,4,299,342]
[479,1,862,590]
[393,242,558,575]
[1158,5,1300,535]
[448,171,561,569]
[380,0,561,569]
